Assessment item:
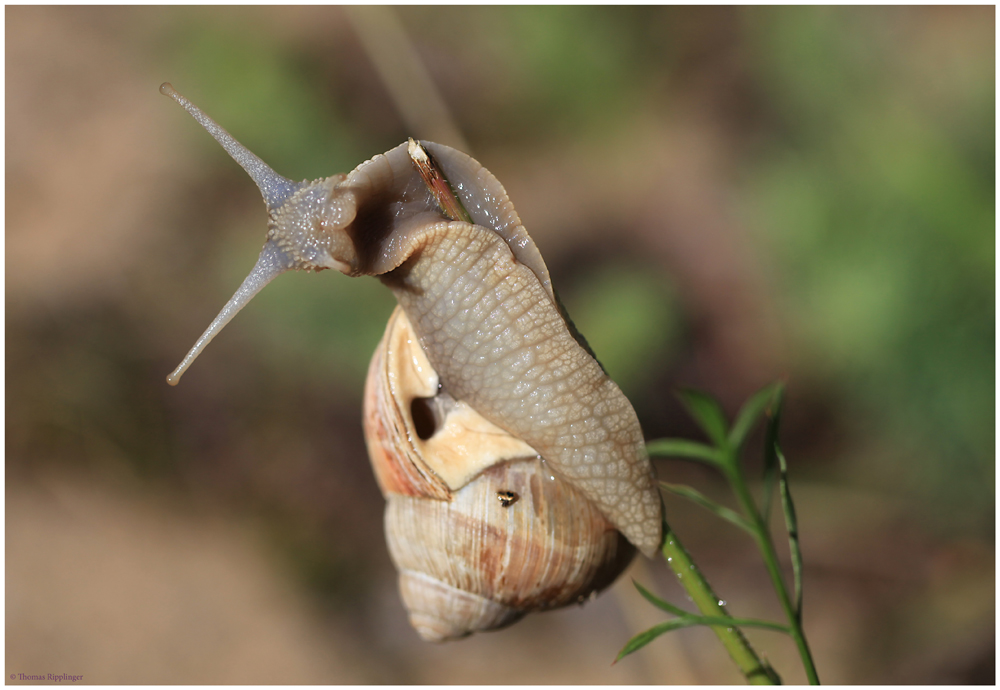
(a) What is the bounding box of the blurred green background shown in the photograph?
[6,6,993,684]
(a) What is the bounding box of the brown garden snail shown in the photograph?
[161,83,662,641]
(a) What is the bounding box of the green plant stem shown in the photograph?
[661,526,780,684]
[727,464,820,685]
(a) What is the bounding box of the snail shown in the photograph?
[160,83,662,641]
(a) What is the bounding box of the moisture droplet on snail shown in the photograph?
[161,83,662,641]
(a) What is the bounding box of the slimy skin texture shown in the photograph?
[383,220,661,556]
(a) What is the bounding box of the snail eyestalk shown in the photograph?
[166,240,292,386]
[159,82,300,210]
[161,82,309,385]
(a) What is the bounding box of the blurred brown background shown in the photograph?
[6,6,994,684]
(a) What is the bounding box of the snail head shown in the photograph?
[160,83,363,385]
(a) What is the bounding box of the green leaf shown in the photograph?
[633,582,793,634]
[677,389,730,449]
[615,615,792,663]
[728,383,781,451]
[615,619,703,661]
[660,482,756,535]
[646,438,723,467]
[632,580,692,617]
[778,446,804,623]
[760,384,786,521]
[691,616,791,633]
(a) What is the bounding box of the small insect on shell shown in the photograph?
[160,83,662,642]
[496,490,518,508]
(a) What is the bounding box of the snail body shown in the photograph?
[161,83,662,640]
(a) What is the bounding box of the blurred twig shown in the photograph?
[345,6,470,152]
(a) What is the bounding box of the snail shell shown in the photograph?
[364,306,634,640]
[159,83,662,642]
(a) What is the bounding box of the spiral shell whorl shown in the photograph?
[397,572,523,642]
[365,308,635,641]
[384,458,634,641]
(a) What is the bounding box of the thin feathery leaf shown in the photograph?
[729,383,781,451]
[677,389,729,449]
[778,447,803,623]
[633,580,693,617]
[646,438,724,467]
[676,615,791,634]
[615,619,703,661]
[660,482,756,535]
[616,614,792,663]
[760,384,786,521]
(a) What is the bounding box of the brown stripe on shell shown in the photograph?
[384,457,634,640]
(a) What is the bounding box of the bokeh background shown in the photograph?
[6,5,994,684]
